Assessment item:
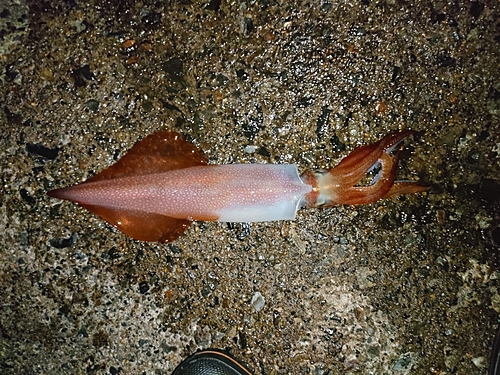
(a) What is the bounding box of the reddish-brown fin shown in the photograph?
[85,130,207,183]
[79,203,191,242]
[49,130,207,242]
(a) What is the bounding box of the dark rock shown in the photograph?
[19,188,35,205]
[206,0,221,11]
[49,234,77,249]
[26,142,59,160]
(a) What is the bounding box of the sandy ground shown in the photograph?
[1,0,499,374]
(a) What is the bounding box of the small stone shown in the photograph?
[40,66,54,82]
[244,145,257,153]
[85,99,100,113]
[471,356,485,368]
[26,142,59,159]
[138,281,149,294]
[251,291,265,312]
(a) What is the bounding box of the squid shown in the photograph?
[47,130,429,242]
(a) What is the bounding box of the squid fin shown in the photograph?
[49,131,207,242]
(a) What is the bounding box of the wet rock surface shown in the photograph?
[1,0,499,374]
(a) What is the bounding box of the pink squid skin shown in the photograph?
[50,164,312,223]
[47,130,429,242]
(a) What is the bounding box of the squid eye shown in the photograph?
[171,349,253,375]
[315,195,327,207]
[313,169,328,177]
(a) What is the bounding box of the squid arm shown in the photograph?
[47,130,430,242]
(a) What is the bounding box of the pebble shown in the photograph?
[251,291,265,312]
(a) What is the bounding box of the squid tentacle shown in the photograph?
[303,130,429,207]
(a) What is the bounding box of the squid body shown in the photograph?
[48,130,429,242]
